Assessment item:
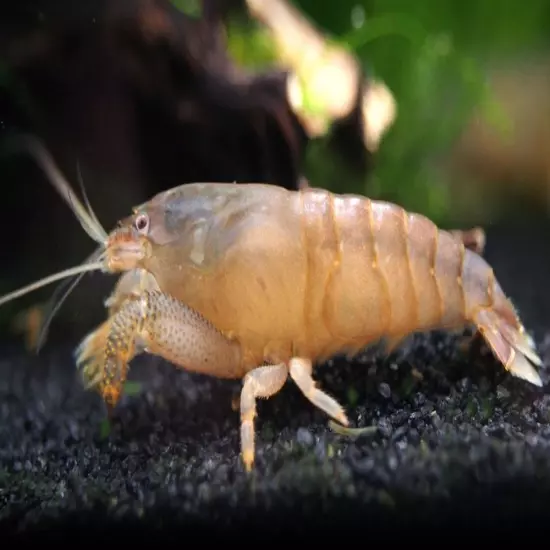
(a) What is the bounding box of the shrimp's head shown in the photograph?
[105,211,153,273]
[105,184,228,275]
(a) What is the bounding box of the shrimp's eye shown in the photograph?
[134,212,150,234]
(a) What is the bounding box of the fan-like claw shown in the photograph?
[75,320,111,390]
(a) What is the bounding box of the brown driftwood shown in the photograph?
[245,0,396,161]
[1,0,309,195]
[0,0,393,340]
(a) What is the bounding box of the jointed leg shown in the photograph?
[240,363,288,471]
[76,317,121,393]
[289,357,349,426]
[77,270,160,394]
[104,269,160,316]
[78,295,143,409]
[76,290,242,409]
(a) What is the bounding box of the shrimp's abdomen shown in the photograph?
[297,189,456,356]
[325,196,426,341]
[298,188,542,385]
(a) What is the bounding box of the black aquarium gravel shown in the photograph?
[1,222,550,543]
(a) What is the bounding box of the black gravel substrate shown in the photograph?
[1,222,550,543]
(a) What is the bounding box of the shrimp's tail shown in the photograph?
[473,305,543,387]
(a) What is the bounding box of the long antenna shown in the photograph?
[1,134,107,243]
[0,262,105,308]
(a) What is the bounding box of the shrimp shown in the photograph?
[0,142,541,472]
[67,183,543,471]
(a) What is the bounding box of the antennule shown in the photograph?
[76,160,105,237]
[2,134,108,243]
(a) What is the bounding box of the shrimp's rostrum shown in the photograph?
[73,183,542,471]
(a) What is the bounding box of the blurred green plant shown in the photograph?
[226,16,280,69]
[225,0,550,225]
[4,0,550,228]
[170,0,202,18]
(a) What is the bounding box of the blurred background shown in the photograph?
[0,0,549,344]
[228,0,550,223]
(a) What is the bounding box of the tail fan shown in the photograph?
[474,307,543,387]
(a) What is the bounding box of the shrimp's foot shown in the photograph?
[75,319,112,390]
[289,357,349,427]
[105,269,160,316]
[75,298,141,408]
[240,363,288,471]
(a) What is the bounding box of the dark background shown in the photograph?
[1,0,550,540]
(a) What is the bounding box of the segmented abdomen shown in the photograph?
[297,188,496,353]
